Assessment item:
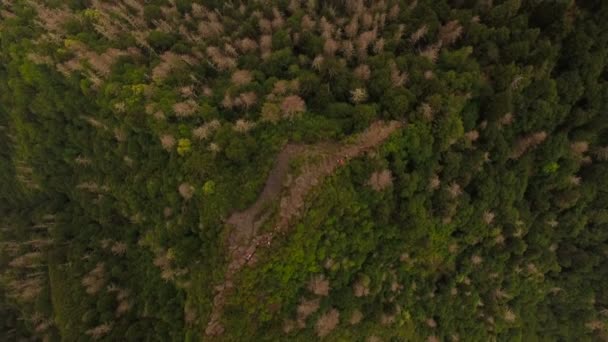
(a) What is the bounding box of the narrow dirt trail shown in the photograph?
[205,121,403,336]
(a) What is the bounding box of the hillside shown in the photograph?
[1,1,607,341]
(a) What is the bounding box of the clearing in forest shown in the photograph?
[205,120,403,336]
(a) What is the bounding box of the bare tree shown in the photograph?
[510,131,547,159]
[296,297,320,327]
[179,183,195,200]
[350,88,368,104]
[86,323,112,340]
[369,169,393,191]
[324,38,339,56]
[82,263,106,295]
[315,308,340,338]
[160,135,176,151]
[231,70,253,86]
[308,274,330,296]
[354,64,371,81]
[281,95,306,118]
[439,20,463,46]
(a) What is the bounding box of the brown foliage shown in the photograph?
[504,308,517,322]
[593,146,608,161]
[272,7,285,29]
[179,85,195,98]
[27,53,53,65]
[301,14,316,31]
[153,52,183,81]
[87,48,126,77]
[281,95,306,118]
[439,20,463,46]
[160,134,176,151]
[178,183,195,200]
[184,304,197,325]
[224,44,238,59]
[75,155,91,166]
[312,55,324,71]
[283,319,296,334]
[233,119,255,133]
[373,38,385,54]
[86,323,112,340]
[471,255,483,265]
[350,88,368,104]
[345,18,359,38]
[198,20,224,39]
[571,141,589,155]
[447,182,462,198]
[499,112,514,126]
[7,277,43,302]
[221,94,234,109]
[324,38,339,56]
[585,320,605,331]
[386,3,400,19]
[113,128,127,142]
[354,64,371,81]
[369,169,393,191]
[236,91,258,109]
[308,274,330,296]
[410,25,428,44]
[361,12,373,30]
[231,70,253,86]
[82,263,106,295]
[273,80,289,95]
[297,297,320,324]
[464,130,479,143]
[236,38,258,53]
[208,142,221,153]
[260,35,273,59]
[30,2,73,37]
[390,62,408,87]
[258,18,272,34]
[510,131,547,159]
[115,299,132,316]
[420,43,441,63]
[9,252,42,269]
[353,279,370,297]
[482,210,495,225]
[315,308,340,338]
[206,46,236,70]
[356,29,377,59]
[110,242,128,256]
[319,16,334,39]
[193,120,221,140]
[342,40,355,59]
[421,102,434,121]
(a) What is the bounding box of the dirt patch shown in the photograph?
[205,121,403,336]
[225,144,306,246]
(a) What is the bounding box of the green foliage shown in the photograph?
[1,1,607,341]
[542,162,559,175]
[202,180,215,195]
[177,138,191,156]
[147,30,178,51]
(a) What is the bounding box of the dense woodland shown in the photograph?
[1,0,607,341]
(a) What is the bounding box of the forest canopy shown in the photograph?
[1,0,607,341]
